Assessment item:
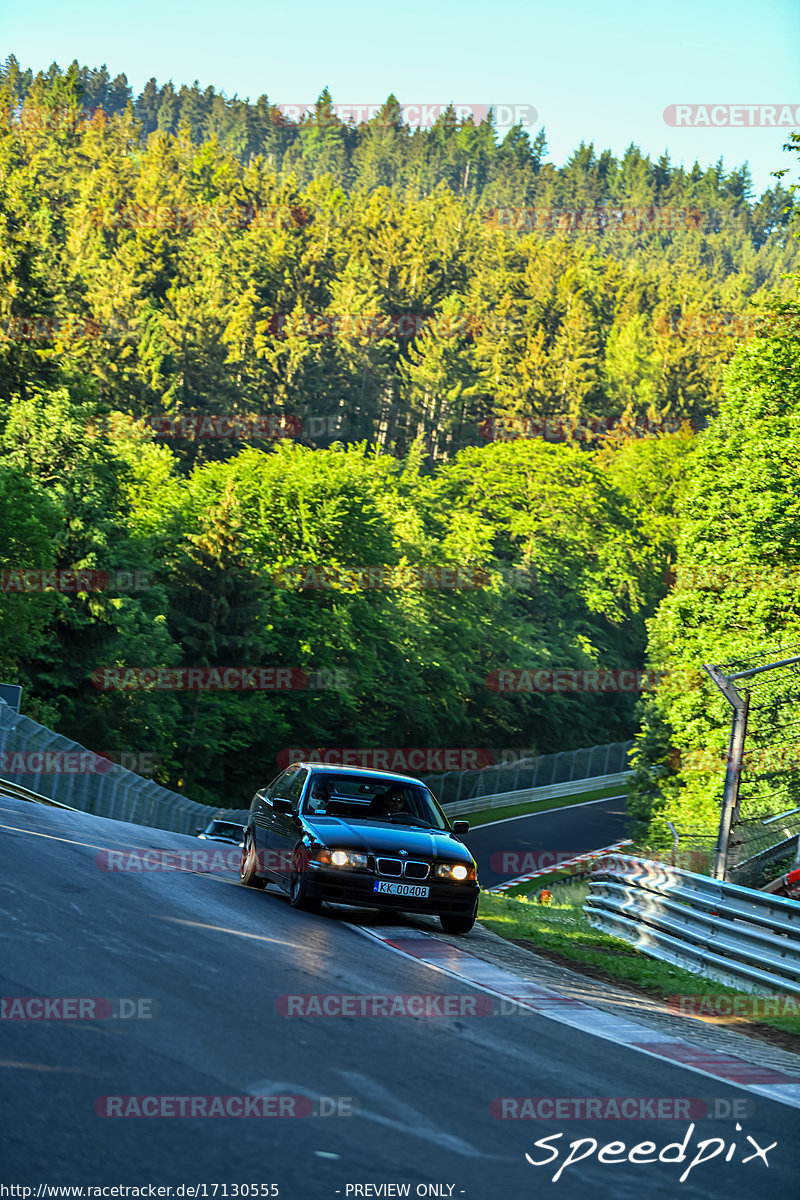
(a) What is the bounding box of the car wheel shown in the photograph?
[440,913,476,935]
[289,848,322,912]
[240,830,266,889]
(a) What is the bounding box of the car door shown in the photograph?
[250,771,284,876]
[269,767,308,882]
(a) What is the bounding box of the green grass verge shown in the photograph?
[476,885,800,1040]
[461,783,627,829]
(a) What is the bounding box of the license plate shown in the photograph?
[374,881,430,898]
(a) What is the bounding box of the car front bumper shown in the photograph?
[304,864,479,916]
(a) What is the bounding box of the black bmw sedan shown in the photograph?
[239,763,479,934]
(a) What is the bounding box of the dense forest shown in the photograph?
[1,57,797,461]
[0,57,798,829]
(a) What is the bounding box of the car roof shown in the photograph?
[293,762,426,787]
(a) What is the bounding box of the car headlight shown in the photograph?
[435,862,474,881]
[319,848,369,869]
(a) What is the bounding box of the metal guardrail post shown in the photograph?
[704,664,750,881]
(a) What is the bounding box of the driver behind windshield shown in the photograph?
[308,776,334,812]
[370,787,406,818]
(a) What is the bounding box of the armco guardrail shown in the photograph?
[584,854,800,996]
[0,778,81,810]
[442,771,630,818]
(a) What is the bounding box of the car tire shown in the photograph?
[240,830,266,889]
[289,848,322,913]
[440,913,476,935]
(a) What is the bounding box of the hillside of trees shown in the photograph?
[628,178,800,853]
[1,57,796,464]
[0,56,798,821]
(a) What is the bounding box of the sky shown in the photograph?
[2,0,799,193]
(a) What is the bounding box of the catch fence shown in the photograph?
[0,699,248,833]
[421,741,633,806]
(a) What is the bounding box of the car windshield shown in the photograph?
[302,774,447,830]
[207,823,242,838]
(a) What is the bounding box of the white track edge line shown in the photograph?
[349,922,800,1113]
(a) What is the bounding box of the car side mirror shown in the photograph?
[195,828,202,835]
[272,796,292,813]
[452,820,469,835]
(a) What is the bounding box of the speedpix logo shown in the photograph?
[524,1121,775,1183]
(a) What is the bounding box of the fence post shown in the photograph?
[704,664,749,881]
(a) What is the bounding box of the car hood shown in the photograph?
[303,817,473,863]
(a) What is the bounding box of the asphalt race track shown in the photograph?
[2,796,799,1199]
[463,795,630,888]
